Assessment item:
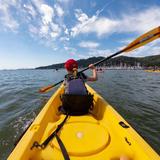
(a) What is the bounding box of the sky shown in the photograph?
[0,0,160,69]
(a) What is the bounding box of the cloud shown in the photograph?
[29,25,39,35]
[71,6,160,37]
[23,4,37,18]
[88,49,113,57]
[24,1,62,41]
[0,0,70,53]
[75,9,89,22]
[71,15,118,37]
[76,49,113,59]
[28,3,61,40]
[71,9,97,37]
[87,18,118,36]
[40,25,49,36]
[56,0,71,3]
[60,36,70,41]
[31,0,44,12]
[54,4,64,17]
[126,39,160,57]
[29,1,68,43]
[79,41,100,49]
[40,4,54,25]
[81,38,160,58]
[0,0,20,31]
[117,7,160,33]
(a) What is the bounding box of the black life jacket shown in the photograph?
[59,73,94,115]
[59,94,94,116]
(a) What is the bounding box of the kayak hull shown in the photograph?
[8,84,160,160]
[145,70,160,73]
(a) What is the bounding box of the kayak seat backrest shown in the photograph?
[59,94,94,116]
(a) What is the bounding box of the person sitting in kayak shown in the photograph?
[63,59,98,95]
[59,59,98,115]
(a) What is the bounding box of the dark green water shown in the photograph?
[0,69,160,159]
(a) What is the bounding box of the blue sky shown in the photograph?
[0,0,160,69]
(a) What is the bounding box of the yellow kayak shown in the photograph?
[145,70,160,73]
[8,84,160,160]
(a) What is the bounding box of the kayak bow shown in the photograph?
[8,84,160,160]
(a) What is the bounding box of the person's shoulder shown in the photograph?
[65,73,75,81]
[78,72,87,79]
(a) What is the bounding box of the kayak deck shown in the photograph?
[8,85,160,160]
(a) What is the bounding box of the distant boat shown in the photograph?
[96,68,104,73]
[145,69,160,73]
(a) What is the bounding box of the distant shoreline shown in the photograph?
[1,54,160,70]
[36,55,160,70]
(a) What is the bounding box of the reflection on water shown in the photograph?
[0,69,160,159]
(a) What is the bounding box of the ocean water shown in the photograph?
[0,69,160,159]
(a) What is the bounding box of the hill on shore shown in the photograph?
[36,54,160,69]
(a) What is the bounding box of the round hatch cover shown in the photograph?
[51,122,109,156]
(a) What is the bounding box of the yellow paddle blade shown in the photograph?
[39,85,54,93]
[39,80,63,93]
[124,26,160,52]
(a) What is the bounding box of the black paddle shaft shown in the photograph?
[49,30,160,89]
[79,49,124,73]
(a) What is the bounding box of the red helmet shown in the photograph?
[64,59,78,71]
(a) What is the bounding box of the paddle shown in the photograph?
[39,26,160,93]
[39,80,64,93]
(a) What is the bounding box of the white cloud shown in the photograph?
[31,0,44,12]
[88,18,118,36]
[79,41,100,49]
[56,0,71,3]
[117,7,160,34]
[71,9,98,37]
[29,25,39,34]
[50,22,61,38]
[119,38,134,45]
[126,39,160,57]
[0,0,19,31]
[54,4,64,17]
[75,9,88,22]
[40,25,49,36]
[50,31,59,38]
[75,49,114,60]
[23,4,37,18]
[26,2,62,40]
[64,46,77,54]
[77,54,89,59]
[71,6,160,37]
[71,9,118,37]
[60,37,70,41]
[40,4,54,25]
[71,16,118,37]
[64,28,69,35]
[77,49,113,59]
[88,49,113,57]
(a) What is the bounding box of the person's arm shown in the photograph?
[87,64,98,81]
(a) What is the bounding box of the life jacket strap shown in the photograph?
[31,114,69,150]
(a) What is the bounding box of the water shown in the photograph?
[0,69,160,159]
